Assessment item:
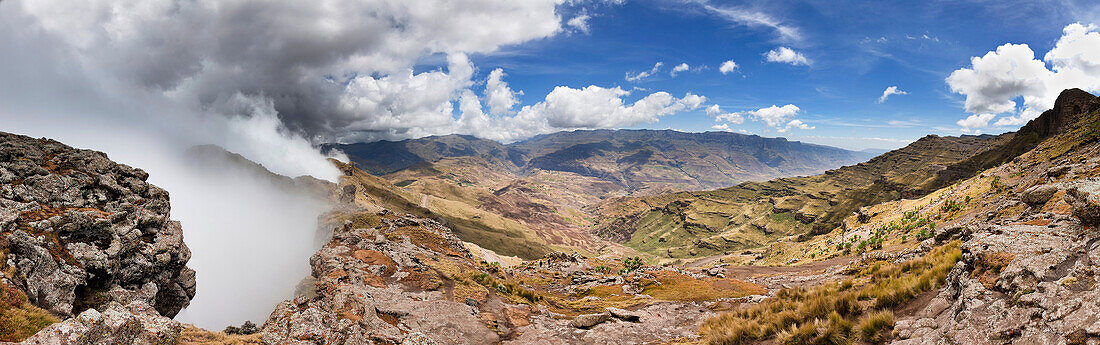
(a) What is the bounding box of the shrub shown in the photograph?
[621,256,644,274]
[224,321,259,335]
[940,200,963,214]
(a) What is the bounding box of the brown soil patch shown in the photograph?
[972,252,1015,288]
[350,249,397,276]
[1016,219,1052,226]
[399,268,442,291]
[894,289,939,318]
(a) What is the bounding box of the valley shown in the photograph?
[1,89,1099,345]
[327,129,873,259]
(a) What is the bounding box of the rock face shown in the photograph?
[889,92,1100,345]
[261,211,504,344]
[1028,88,1100,137]
[893,216,1095,344]
[16,300,183,345]
[0,132,195,318]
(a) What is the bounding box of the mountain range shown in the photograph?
[4,90,1100,345]
[328,129,875,195]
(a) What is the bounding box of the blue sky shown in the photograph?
[3,0,1099,157]
[442,0,1100,150]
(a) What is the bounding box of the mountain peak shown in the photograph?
[1030,88,1100,137]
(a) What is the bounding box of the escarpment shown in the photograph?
[0,132,196,320]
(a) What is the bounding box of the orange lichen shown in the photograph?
[350,250,397,276]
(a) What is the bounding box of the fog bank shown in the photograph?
[0,5,342,328]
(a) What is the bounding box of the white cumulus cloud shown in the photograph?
[956,113,997,134]
[706,104,744,124]
[745,104,802,127]
[947,23,1100,130]
[765,47,811,66]
[781,119,814,133]
[877,86,909,103]
[719,104,812,133]
[487,86,705,141]
[719,60,740,74]
[485,69,522,116]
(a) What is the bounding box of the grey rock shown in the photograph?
[1065,185,1100,225]
[569,312,611,329]
[1047,165,1074,178]
[16,301,182,345]
[1020,184,1058,207]
[0,132,195,318]
[606,307,641,322]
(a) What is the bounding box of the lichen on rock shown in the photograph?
[0,132,196,319]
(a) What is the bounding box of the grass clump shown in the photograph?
[700,242,961,345]
[468,272,542,304]
[858,310,895,344]
[0,282,59,342]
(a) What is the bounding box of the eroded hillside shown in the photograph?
[699,88,1100,344]
[325,129,873,261]
[330,130,872,194]
[592,90,1100,261]
[591,133,1005,259]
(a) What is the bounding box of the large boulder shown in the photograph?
[0,132,195,318]
[1065,185,1100,226]
[1020,184,1058,207]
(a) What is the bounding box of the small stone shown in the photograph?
[706,267,723,276]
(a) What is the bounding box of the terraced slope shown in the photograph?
[590,133,1005,259]
[593,89,1099,261]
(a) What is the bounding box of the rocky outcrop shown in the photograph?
[16,300,183,345]
[1065,184,1100,226]
[261,211,505,344]
[1028,88,1100,137]
[893,215,1094,344]
[890,97,1100,345]
[0,132,195,318]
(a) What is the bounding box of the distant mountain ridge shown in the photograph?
[327,129,874,194]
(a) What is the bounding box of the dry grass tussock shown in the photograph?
[700,241,961,345]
